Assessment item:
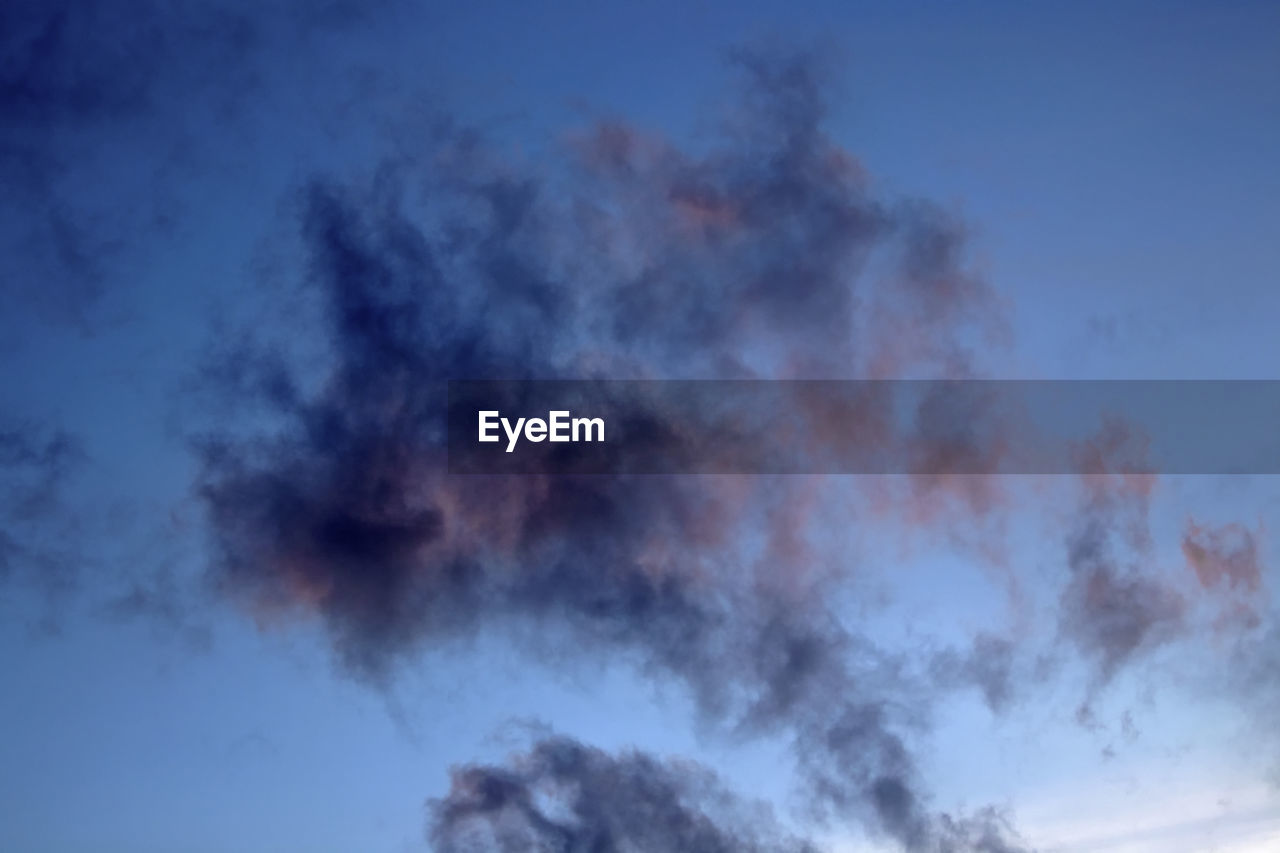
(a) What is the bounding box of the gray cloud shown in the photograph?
[0,421,86,592]
[1057,427,1185,709]
[193,51,1030,851]
[0,0,400,326]
[430,734,822,853]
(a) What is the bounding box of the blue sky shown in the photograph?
[2,2,1279,851]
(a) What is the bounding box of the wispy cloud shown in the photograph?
[192,50,1033,850]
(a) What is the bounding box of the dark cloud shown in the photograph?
[0,421,88,621]
[1060,518,1184,685]
[931,632,1019,715]
[0,0,396,161]
[1060,551,1183,690]
[1058,427,1184,693]
[0,0,401,326]
[193,52,1030,850]
[430,734,821,853]
[0,422,83,515]
[430,734,1031,853]
[936,810,1031,853]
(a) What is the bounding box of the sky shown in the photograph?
[2,2,1279,852]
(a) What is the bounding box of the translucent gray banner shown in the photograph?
[446,380,1280,474]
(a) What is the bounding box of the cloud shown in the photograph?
[930,632,1020,715]
[1183,520,1264,593]
[192,50,1030,850]
[1182,518,1267,630]
[431,733,1032,853]
[1058,424,1184,696]
[0,421,83,517]
[1059,548,1183,686]
[0,421,85,584]
[1230,623,1280,782]
[0,0,400,326]
[429,734,822,853]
